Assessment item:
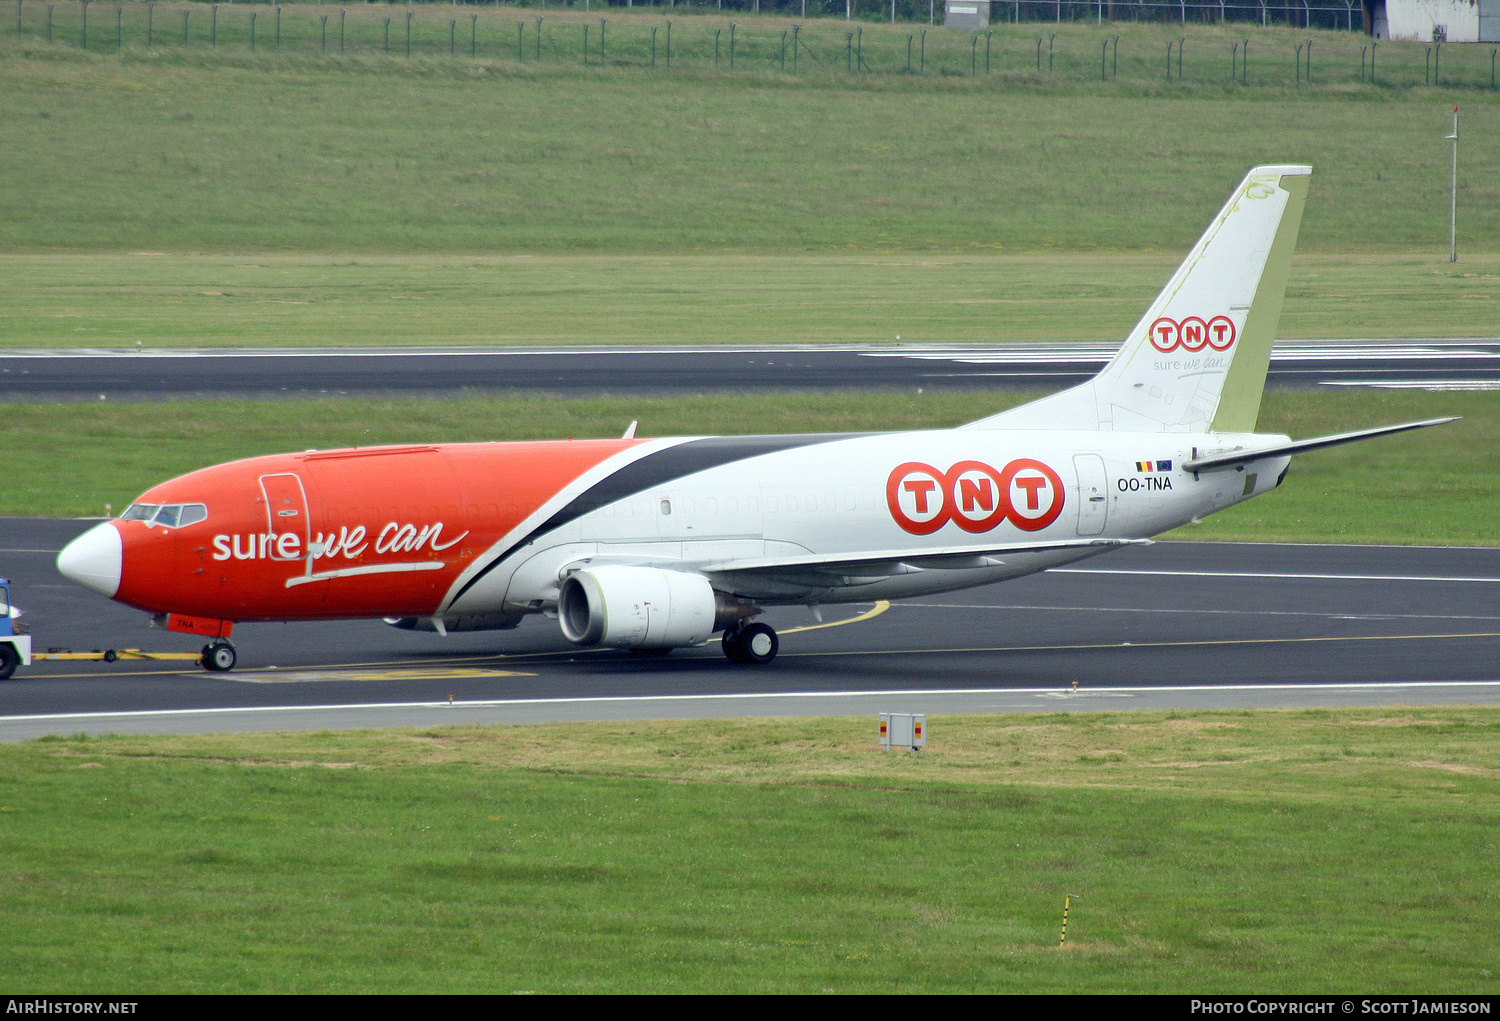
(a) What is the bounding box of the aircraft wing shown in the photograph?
[694,537,1148,595]
[1182,418,1458,473]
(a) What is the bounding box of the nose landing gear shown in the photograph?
[201,641,237,672]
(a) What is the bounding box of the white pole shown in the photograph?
[1446,106,1458,263]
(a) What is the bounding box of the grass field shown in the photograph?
[2,709,1496,993]
[3,14,1499,258]
[5,250,1500,348]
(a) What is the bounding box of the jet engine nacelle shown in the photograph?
[558,565,724,650]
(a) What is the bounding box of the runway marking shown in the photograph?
[903,602,1500,624]
[1320,380,1500,392]
[6,680,1500,730]
[228,667,537,684]
[785,630,1500,659]
[1050,567,1500,584]
[707,601,889,643]
[775,601,890,636]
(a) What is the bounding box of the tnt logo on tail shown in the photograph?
[887,458,1064,535]
[1149,315,1236,353]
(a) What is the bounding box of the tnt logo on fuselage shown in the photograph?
[886,458,1064,535]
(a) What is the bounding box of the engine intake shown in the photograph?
[558,565,731,650]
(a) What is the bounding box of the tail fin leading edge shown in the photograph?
[966,165,1311,434]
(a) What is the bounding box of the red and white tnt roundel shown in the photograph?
[886,462,949,536]
[1149,315,1236,353]
[998,458,1065,531]
[885,458,1064,536]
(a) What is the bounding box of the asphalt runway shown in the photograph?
[5,337,1500,400]
[3,517,1497,739]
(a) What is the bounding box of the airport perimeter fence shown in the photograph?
[9,0,1500,87]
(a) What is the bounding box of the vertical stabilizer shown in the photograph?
[965,166,1310,434]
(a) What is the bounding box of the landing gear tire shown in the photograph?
[722,622,778,665]
[201,642,237,672]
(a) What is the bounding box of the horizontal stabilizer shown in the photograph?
[1182,418,1458,473]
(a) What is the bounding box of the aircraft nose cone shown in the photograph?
[57,522,123,598]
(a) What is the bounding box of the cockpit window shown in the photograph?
[119,503,207,528]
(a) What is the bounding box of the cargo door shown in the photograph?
[1073,454,1109,536]
[259,473,310,562]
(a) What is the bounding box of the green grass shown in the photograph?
[3,14,1499,258]
[5,389,1494,546]
[5,251,1500,348]
[2,709,1496,993]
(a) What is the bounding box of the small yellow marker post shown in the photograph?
[1059,894,1079,948]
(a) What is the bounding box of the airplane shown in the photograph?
[55,165,1453,672]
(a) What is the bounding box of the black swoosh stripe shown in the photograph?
[448,433,870,606]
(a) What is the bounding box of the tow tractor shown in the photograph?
[0,578,30,680]
[0,577,202,680]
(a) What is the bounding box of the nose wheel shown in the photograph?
[721,622,778,665]
[200,641,237,672]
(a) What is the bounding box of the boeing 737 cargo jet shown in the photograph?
[56,166,1451,671]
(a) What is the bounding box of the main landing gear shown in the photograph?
[200,641,237,672]
[721,622,778,665]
